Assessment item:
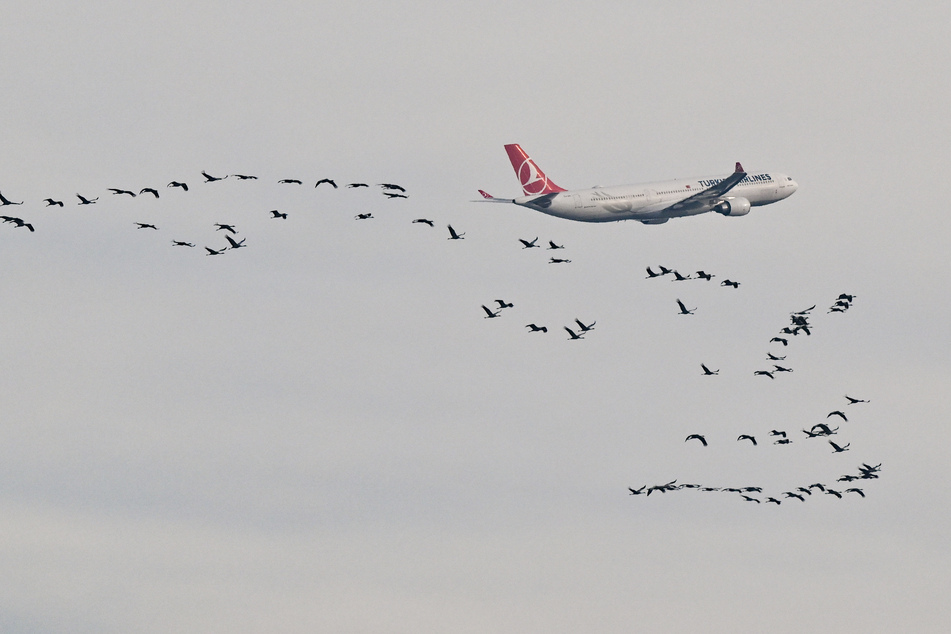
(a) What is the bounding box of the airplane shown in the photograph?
[476,144,797,224]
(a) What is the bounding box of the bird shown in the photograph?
[108,188,136,197]
[547,241,565,250]
[481,305,500,319]
[2,216,34,231]
[658,265,673,275]
[770,337,788,346]
[214,224,237,234]
[845,395,869,405]
[230,174,257,180]
[808,483,826,492]
[695,271,714,281]
[278,179,302,184]
[139,188,160,198]
[43,198,64,207]
[671,271,691,281]
[0,191,23,205]
[676,299,695,315]
[347,183,369,188]
[412,218,434,226]
[837,294,855,302]
[773,365,793,373]
[766,353,786,361]
[574,319,595,332]
[645,267,662,278]
[769,430,787,438]
[270,210,288,220]
[827,411,848,422]
[383,192,407,199]
[548,257,571,263]
[810,423,838,436]
[172,240,195,247]
[740,495,761,503]
[628,486,646,496]
[829,440,851,453]
[224,235,246,249]
[519,237,539,249]
[355,213,373,220]
[765,497,782,505]
[700,364,718,375]
[685,434,707,446]
[202,170,228,182]
[720,279,740,288]
[447,225,465,240]
[802,428,824,438]
[134,222,158,230]
[525,324,548,333]
[76,194,98,205]
[494,300,513,309]
[205,246,226,256]
[314,178,337,188]
[792,305,816,314]
[564,326,585,340]
[825,489,843,499]
[167,181,189,191]
[737,434,757,446]
[379,183,406,192]
[796,487,813,496]
[783,492,806,502]
[774,438,792,445]
[754,370,774,379]
[844,488,865,497]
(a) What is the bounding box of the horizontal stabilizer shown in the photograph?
[472,189,514,203]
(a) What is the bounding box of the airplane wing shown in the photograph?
[472,189,514,203]
[661,162,747,213]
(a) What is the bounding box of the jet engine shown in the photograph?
[713,197,751,216]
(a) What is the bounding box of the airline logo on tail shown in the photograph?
[504,144,565,196]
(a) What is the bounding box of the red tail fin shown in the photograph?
[504,144,565,195]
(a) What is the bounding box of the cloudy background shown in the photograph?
[1,2,949,631]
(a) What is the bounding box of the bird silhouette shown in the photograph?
[548,257,571,263]
[315,178,337,188]
[766,353,786,361]
[412,218,434,227]
[109,188,136,197]
[769,430,787,438]
[519,237,539,249]
[525,324,548,333]
[139,188,160,198]
[76,194,98,205]
[447,225,465,240]
[43,198,64,207]
[828,411,848,422]
[783,492,806,502]
[347,183,369,188]
[134,222,158,230]
[754,370,774,379]
[564,326,585,340]
[741,495,761,503]
[829,440,851,453]
[270,210,288,220]
[737,434,757,446]
[215,224,237,234]
[645,267,662,278]
[671,271,691,281]
[224,235,246,249]
[845,395,869,405]
[202,171,228,182]
[685,434,707,446]
[844,488,865,497]
[172,240,195,247]
[720,279,740,288]
[383,192,407,199]
[230,174,257,180]
[700,364,718,375]
[278,179,302,184]
[167,181,189,191]
[825,489,843,498]
[628,486,645,495]
[205,246,226,256]
[765,497,782,505]
[2,216,34,231]
[494,300,514,309]
[770,337,788,346]
[695,271,714,281]
[481,305,500,319]
[676,299,695,315]
[773,365,793,373]
[774,438,792,445]
[547,241,564,250]
[0,191,23,205]
[574,319,595,332]
[379,183,406,192]
[355,213,373,220]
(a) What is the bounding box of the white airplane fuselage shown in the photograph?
[514,171,798,223]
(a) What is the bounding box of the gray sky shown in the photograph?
[1,2,949,632]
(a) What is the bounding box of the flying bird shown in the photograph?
[76,194,98,205]
[0,191,23,206]
[783,492,806,502]
[139,188,160,198]
[769,430,787,438]
[767,353,786,361]
[525,324,548,333]
[547,241,565,250]
[740,495,761,503]
[315,178,337,188]
[278,179,302,184]
[628,486,645,496]
[685,434,707,446]
[695,271,714,281]
[481,305,500,319]
[172,240,195,247]
[383,192,407,199]
[230,174,257,180]
[548,257,571,263]
[44,198,64,207]
[412,218,434,226]
[167,181,189,191]
[845,395,869,405]
[224,235,246,249]
[214,224,237,234]
[774,438,792,445]
[355,213,373,219]
[773,365,793,373]
[205,246,226,256]
[827,411,848,422]
[825,489,843,499]
[720,279,740,288]
[519,237,539,249]
[270,210,288,219]
[765,497,782,505]
[676,299,695,315]
[347,183,369,188]
[202,170,228,182]
[844,488,865,497]
[671,271,691,281]
[737,434,757,446]
[134,222,158,230]
[564,326,585,340]
[108,188,136,197]
[658,265,672,275]
[645,267,662,278]
[379,183,406,192]
[494,300,514,309]
[829,440,851,453]
[754,370,774,379]
[447,225,465,240]
[700,364,718,375]
[574,319,595,332]
[2,216,34,231]
[770,337,788,346]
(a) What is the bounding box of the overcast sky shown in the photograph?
[1,2,949,632]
